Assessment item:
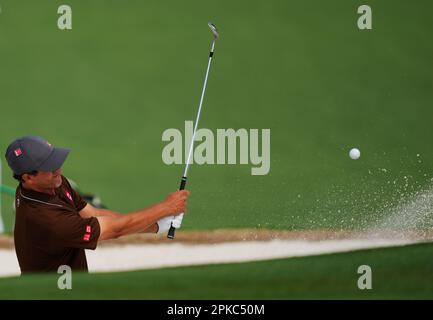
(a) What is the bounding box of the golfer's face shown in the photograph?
[35,168,63,188]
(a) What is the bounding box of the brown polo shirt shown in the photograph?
[14,175,100,274]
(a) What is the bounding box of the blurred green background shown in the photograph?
[1,242,433,299]
[1,0,433,233]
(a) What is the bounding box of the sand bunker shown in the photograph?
[1,229,431,278]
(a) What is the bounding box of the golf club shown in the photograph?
[167,22,219,239]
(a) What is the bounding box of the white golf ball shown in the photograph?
[349,148,361,160]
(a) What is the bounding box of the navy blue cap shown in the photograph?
[4,136,70,175]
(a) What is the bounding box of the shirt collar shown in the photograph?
[19,183,59,202]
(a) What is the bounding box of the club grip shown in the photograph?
[167,176,188,239]
[167,225,176,239]
[179,176,187,190]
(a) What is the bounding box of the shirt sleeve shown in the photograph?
[50,209,101,250]
[62,176,88,212]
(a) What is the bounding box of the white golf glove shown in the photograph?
[171,213,184,229]
[156,215,175,234]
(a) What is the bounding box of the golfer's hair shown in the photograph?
[13,171,38,183]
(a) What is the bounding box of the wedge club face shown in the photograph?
[208,22,219,38]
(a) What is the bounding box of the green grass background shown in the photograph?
[1,0,433,232]
[1,242,432,299]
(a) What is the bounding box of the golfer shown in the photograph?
[4,136,190,275]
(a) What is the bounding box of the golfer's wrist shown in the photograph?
[156,202,173,218]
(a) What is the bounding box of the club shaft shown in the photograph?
[183,39,216,178]
[167,39,217,240]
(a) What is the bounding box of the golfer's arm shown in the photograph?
[91,209,120,218]
[79,204,160,238]
[95,209,158,234]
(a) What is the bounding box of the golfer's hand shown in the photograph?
[163,190,190,215]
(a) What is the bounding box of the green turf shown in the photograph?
[1,0,433,233]
[1,242,432,299]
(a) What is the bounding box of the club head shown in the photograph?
[208,22,219,39]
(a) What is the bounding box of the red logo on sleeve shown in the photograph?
[14,148,22,157]
[83,225,92,241]
[65,191,73,202]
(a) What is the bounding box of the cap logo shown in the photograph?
[83,234,90,242]
[14,148,22,157]
[86,225,92,233]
